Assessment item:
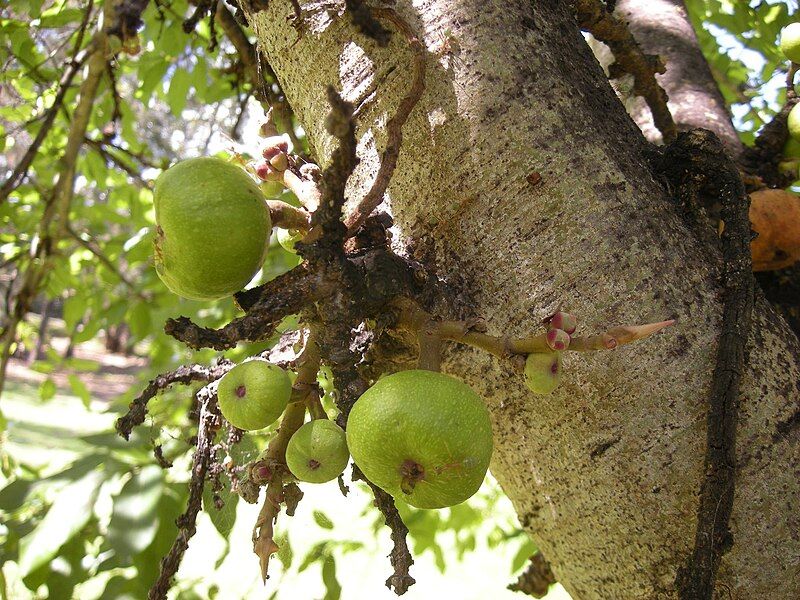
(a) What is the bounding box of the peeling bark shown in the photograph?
[243,1,800,597]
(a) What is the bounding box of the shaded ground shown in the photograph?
[5,320,146,402]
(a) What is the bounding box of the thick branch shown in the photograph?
[576,0,676,143]
[165,265,329,350]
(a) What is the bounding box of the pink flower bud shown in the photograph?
[546,328,570,351]
[549,311,577,334]
[269,152,289,172]
[262,137,289,159]
[255,161,276,180]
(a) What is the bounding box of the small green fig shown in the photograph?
[524,352,562,395]
[286,419,350,483]
[781,23,800,63]
[217,360,292,430]
[789,104,800,142]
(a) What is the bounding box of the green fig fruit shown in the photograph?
[217,360,292,430]
[346,370,493,509]
[153,157,271,300]
[286,419,350,483]
[788,104,800,142]
[781,23,800,63]
[524,352,562,395]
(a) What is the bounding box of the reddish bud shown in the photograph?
[269,152,289,172]
[252,464,272,483]
[546,328,570,351]
[262,137,289,159]
[255,160,276,180]
[549,311,577,334]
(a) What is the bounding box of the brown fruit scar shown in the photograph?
[308,459,321,470]
[236,385,246,398]
[400,459,425,494]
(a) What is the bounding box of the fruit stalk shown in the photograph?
[252,335,321,581]
[394,298,673,358]
[283,168,321,212]
[267,200,311,232]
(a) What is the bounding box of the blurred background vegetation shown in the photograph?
[0,0,797,598]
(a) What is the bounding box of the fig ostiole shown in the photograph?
[286,419,350,483]
[346,370,493,509]
[153,157,271,300]
[217,360,292,431]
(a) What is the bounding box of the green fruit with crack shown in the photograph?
[346,370,493,509]
[217,360,292,430]
[153,157,271,300]
[286,419,350,483]
[524,352,562,395]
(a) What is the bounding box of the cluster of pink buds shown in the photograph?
[525,311,578,394]
[255,135,291,181]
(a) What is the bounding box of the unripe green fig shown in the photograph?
[781,23,800,63]
[286,419,350,483]
[260,179,285,199]
[784,136,800,160]
[524,352,562,395]
[346,370,493,509]
[217,360,292,430]
[789,104,800,142]
[153,157,271,300]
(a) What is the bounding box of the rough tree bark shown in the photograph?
[244,1,799,598]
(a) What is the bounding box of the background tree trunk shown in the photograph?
[614,0,744,159]
[245,1,800,597]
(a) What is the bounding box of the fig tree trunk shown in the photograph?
[243,1,800,597]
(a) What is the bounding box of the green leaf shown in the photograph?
[127,302,152,340]
[298,542,328,573]
[313,510,334,530]
[511,537,539,574]
[167,68,192,117]
[203,485,238,540]
[67,374,91,407]
[39,7,84,28]
[274,534,293,569]
[39,377,56,401]
[103,466,163,568]
[321,555,341,600]
[62,295,85,331]
[18,469,103,577]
